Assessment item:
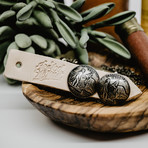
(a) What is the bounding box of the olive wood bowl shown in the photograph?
[22,52,148,133]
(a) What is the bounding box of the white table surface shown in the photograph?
[1,0,148,148]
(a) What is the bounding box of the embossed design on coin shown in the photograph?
[67,65,100,98]
[97,74,130,105]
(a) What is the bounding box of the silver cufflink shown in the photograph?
[67,65,130,105]
[97,74,130,105]
[67,65,100,98]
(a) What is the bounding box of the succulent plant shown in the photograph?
[0,0,135,84]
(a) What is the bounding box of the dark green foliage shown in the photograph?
[0,0,136,84]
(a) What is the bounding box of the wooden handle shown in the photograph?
[115,18,148,83]
[126,31,148,81]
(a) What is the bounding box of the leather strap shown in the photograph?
[4,49,142,99]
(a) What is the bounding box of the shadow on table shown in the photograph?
[49,119,148,141]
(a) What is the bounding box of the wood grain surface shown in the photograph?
[22,52,148,133]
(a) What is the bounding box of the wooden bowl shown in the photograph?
[22,52,148,133]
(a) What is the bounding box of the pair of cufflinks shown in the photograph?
[67,65,130,105]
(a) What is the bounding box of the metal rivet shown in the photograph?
[97,74,130,105]
[67,65,100,98]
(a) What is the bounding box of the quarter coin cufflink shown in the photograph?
[67,65,100,99]
[4,50,142,105]
[97,73,130,105]
[68,65,130,105]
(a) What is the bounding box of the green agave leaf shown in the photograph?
[30,35,47,50]
[49,8,60,22]
[105,33,117,41]
[28,1,37,8]
[96,37,131,59]
[79,29,89,48]
[12,2,27,11]
[0,10,16,23]
[42,0,55,8]
[0,0,17,6]
[92,11,136,29]
[0,60,4,74]
[3,53,8,67]
[89,30,106,38]
[47,29,59,40]
[26,0,31,4]
[7,42,19,54]
[55,19,76,48]
[17,1,37,21]
[105,11,136,26]
[42,39,56,56]
[15,34,32,49]
[16,17,39,27]
[82,5,109,22]
[4,49,19,69]
[104,2,115,15]
[81,2,115,17]
[5,78,18,85]
[55,3,82,22]
[55,45,61,56]
[0,26,14,41]
[25,46,35,53]
[71,0,85,10]
[75,45,88,64]
[0,40,11,63]
[33,10,52,28]
[17,4,33,21]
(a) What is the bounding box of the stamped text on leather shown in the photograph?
[33,60,66,81]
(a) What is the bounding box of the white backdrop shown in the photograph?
[129,0,141,23]
[1,1,147,148]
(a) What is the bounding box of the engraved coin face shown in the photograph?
[97,74,130,105]
[67,65,100,98]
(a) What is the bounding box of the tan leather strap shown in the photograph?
[4,49,142,99]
